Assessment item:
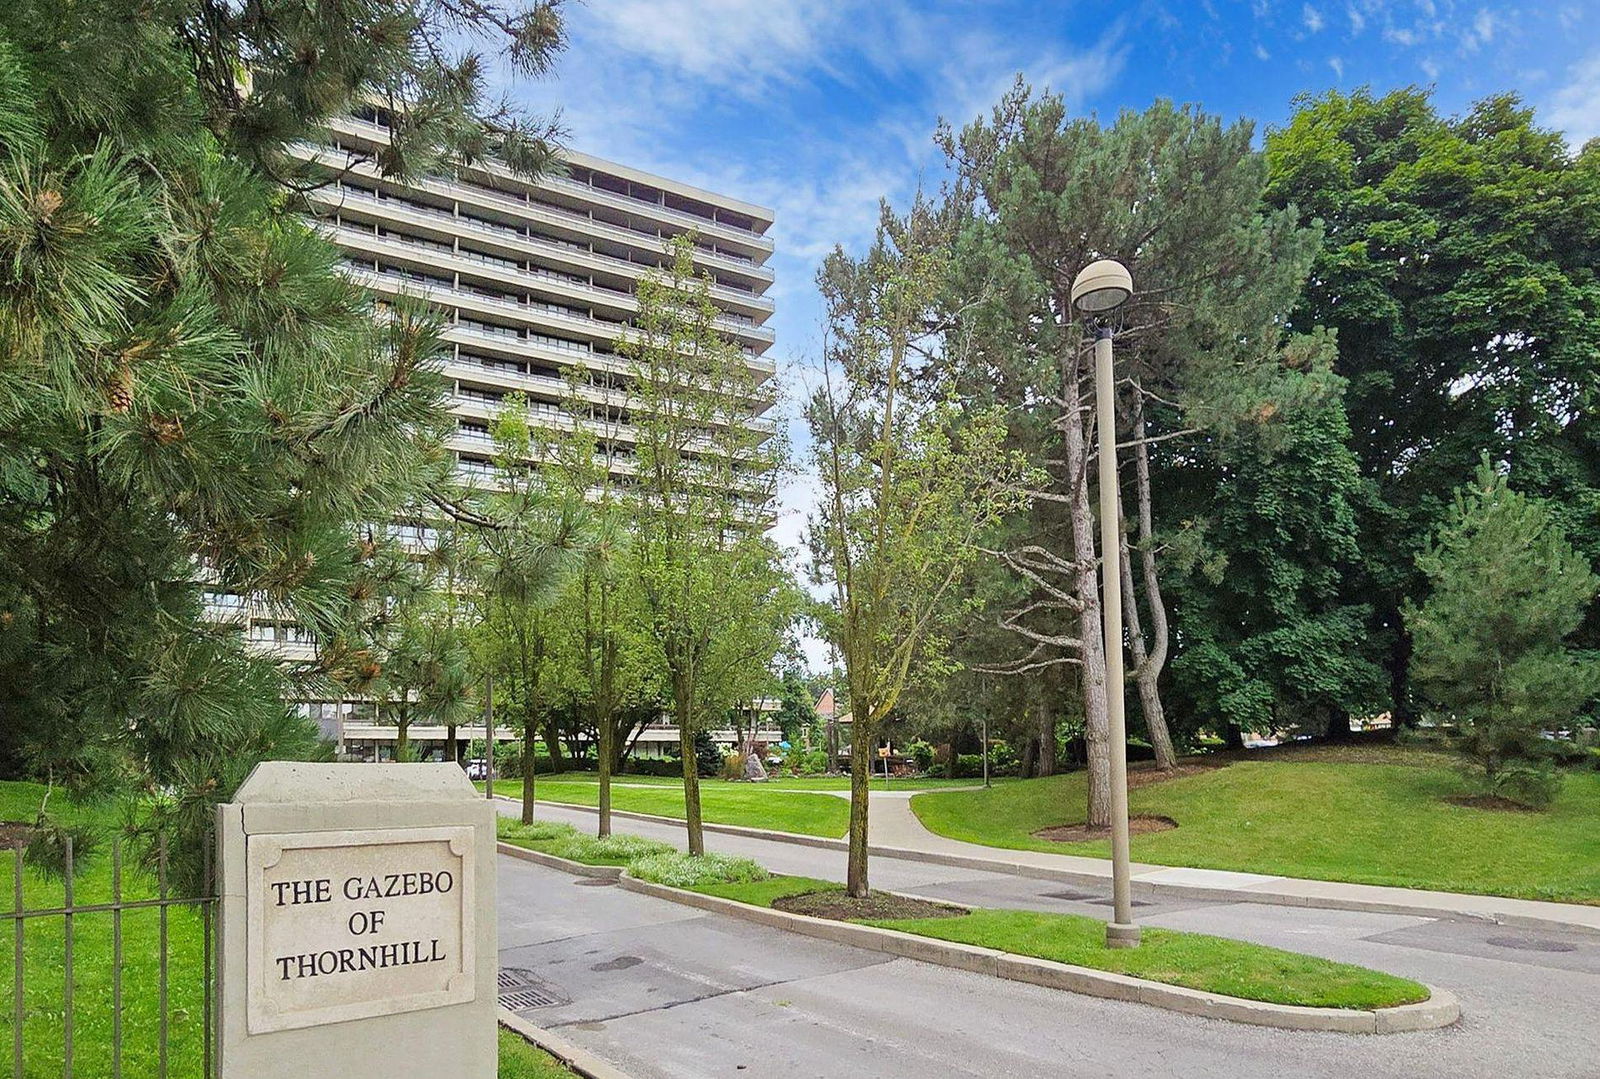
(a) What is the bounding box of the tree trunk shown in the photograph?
[596,706,613,838]
[520,722,537,825]
[846,712,873,898]
[1123,391,1177,770]
[825,709,841,775]
[674,675,704,856]
[1060,335,1111,828]
[540,716,565,772]
[1120,536,1176,771]
[445,724,459,765]
[1038,699,1058,777]
[395,710,410,762]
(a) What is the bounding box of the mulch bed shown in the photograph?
[773,889,969,922]
[1126,763,1219,789]
[0,821,33,849]
[1033,814,1179,843]
[1446,794,1540,813]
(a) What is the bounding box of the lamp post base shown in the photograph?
[1106,922,1142,949]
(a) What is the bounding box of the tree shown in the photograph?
[1163,345,1388,742]
[807,199,1032,897]
[625,235,786,855]
[545,408,658,837]
[0,0,565,888]
[475,394,585,824]
[1266,88,1600,717]
[1406,459,1598,807]
[939,87,1328,817]
[774,668,819,747]
[374,592,474,761]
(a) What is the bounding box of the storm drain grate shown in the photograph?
[1086,897,1154,909]
[500,986,563,1010]
[1486,936,1578,954]
[498,967,567,1010]
[1041,889,1097,902]
[573,877,617,887]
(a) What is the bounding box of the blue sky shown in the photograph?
[503,0,1600,665]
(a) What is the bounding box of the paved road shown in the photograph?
[497,800,1599,1079]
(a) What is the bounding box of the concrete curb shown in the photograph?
[501,797,1600,936]
[615,874,1460,1035]
[499,1009,633,1079]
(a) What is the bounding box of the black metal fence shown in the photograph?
[7,838,216,1079]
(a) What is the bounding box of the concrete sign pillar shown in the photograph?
[216,763,497,1078]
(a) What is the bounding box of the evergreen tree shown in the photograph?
[1406,459,1598,807]
[0,0,565,885]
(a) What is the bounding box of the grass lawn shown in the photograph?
[503,773,993,791]
[690,875,1428,1010]
[498,1027,575,1078]
[910,749,1600,904]
[484,779,851,837]
[2,780,210,1079]
[0,780,593,1078]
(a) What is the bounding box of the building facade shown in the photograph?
[296,112,777,491]
[220,119,779,760]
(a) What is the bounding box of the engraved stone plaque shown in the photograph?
[245,826,476,1033]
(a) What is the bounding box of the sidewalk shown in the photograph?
[858,793,1600,934]
[503,787,1600,935]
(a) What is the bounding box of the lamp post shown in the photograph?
[1070,258,1140,950]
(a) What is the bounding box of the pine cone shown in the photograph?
[105,363,134,413]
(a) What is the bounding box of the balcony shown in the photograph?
[308,179,776,301]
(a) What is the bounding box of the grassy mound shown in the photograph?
[910,749,1600,904]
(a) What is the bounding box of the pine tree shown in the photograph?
[1406,459,1599,807]
[0,0,565,888]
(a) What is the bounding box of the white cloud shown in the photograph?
[1548,52,1600,148]
[1385,26,1419,46]
[1329,55,1345,78]
[1347,5,1366,33]
[1303,3,1326,32]
[1255,43,1272,60]
[1420,57,1440,79]
[579,0,850,101]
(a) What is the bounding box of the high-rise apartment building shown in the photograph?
[246,113,781,758]
[290,111,778,492]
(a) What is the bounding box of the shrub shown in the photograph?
[790,748,829,775]
[1589,746,1600,772]
[722,752,748,781]
[693,729,723,778]
[624,758,683,778]
[1478,761,1563,809]
[952,754,985,778]
[927,763,947,778]
[627,851,770,889]
[908,740,935,772]
[988,740,1018,776]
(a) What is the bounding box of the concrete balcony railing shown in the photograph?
[339,241,776,351]
[304,174,774,297]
